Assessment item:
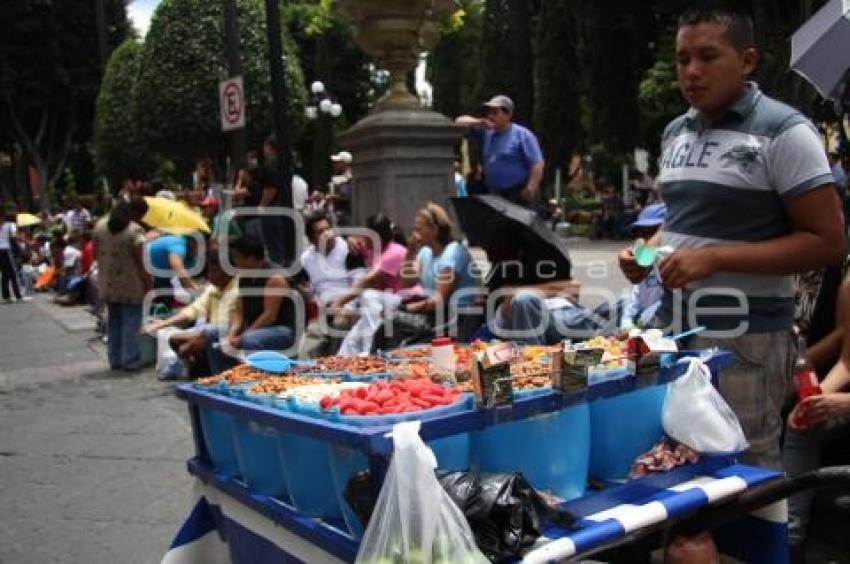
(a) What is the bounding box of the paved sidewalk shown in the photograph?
[0,296,193,564]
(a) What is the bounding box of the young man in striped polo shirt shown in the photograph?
[620,6,845,470]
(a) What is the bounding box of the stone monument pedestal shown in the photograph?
[337,109,461,234]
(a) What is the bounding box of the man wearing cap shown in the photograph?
[621,203,667,331]
[455,95,544,205]
[200,195,240,240]
[330,151,353,224]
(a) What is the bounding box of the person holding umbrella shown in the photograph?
[480,218,588,345]
[455,95,544,206]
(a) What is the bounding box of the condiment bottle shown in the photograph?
[794,335,821,401]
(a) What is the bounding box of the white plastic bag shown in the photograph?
[355,421,487,564]
[662,358,749,454]
[155,327,182,372]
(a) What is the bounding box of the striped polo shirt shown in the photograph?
[656,83,834,333]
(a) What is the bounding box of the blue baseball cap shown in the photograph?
[631,203,667,228]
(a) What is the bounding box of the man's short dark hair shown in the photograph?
[305,212,329,241]
[678,4,755,52]
[231,234,265,261]
[265,134,278,152]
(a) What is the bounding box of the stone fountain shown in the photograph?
[336,0,462,232]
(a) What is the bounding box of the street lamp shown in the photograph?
[305,80,344,192]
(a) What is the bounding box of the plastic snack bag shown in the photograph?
[662,357,748,454]
[155,326,182,373]
[355,421,488,564]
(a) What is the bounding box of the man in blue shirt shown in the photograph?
[146,234,199,299]
[455,95,544,205]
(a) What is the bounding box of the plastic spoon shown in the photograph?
[245,351,313,374]
[669,326,707,342]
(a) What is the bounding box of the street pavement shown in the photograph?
[0,297,193,564]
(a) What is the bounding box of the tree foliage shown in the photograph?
[429,1,484,119]
[428,0,835,184]
[135,0,307,169]
[583,1,654,157]
[534,0,583,178]
[284,1,372,188]
[93,39,151,185]
[0,0,130,206]
[474,0,515,113]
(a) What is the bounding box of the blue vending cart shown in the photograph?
[164,352,800,563]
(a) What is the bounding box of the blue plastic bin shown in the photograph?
[329,397,473,537]
[277,429,342,519]
[472,402,591,500]
[198,406,241,478]
[327,445,369,538]
[589,384,668,480]
[234,419,289,499]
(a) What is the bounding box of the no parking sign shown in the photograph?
[219,76,245,131]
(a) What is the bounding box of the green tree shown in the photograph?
[638,59,685,168]
[136,0,307,174]
[474,0,515,111]
[534,0,584,183]
[429,1,485,119]
[507,0,536,126]
[284,1,372,187]
[0,0,130,208]
[93,39,151,186]
[584,1,654,158]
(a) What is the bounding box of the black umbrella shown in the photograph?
[451,195,572,275]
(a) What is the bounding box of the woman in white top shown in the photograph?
[0,212,23,302]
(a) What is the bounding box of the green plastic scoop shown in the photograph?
[633,239,675,267]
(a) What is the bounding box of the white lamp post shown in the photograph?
[305,79,344,191]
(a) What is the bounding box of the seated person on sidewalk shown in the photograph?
[300,212,360,354]
[331,213,408,310]
[51,237,82,298]
[366,203,482,353]
[300,212,357,307]
[207,234,298,374]
[620,203,666,331]
[142,249,238,378]
[481,220,590,345]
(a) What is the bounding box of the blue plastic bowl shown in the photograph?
[223,380,263,398]
[198,406,241,478]
[472,402,591,500]
[513,386,553,400]
[343,371,391,383]
[589,384,668,480]
[193,380,227,395]
[242,390,276,407]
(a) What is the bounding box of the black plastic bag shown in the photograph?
[344,469,576,563]
[343,471,378,528]
[438,471,576,563]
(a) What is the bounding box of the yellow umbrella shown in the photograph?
[16,213,41,227]
[142,197,210,234]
